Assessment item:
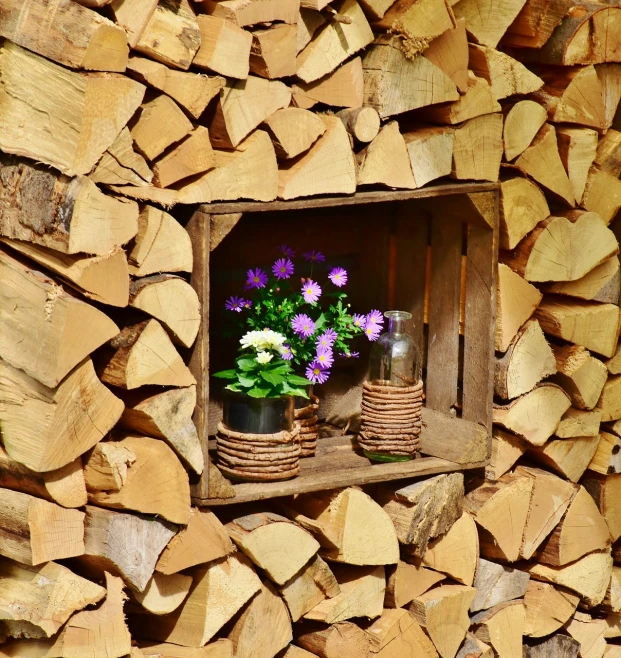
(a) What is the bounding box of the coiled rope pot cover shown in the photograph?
[293,394,320,458]
[358,380,424,461]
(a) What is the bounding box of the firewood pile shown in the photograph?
[0,0,621,657]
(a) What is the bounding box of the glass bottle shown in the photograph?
[369,311,421,387]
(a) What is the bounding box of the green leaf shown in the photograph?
[261,371,285,386]
[282,382,309,398]
[212,369,237,380]
[237,357,257,371]
[225,383,243,392]
[247,385,272,398]
[237,374,256,388]
[288,374,313,386]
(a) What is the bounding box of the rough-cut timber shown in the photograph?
[503,101,547,161]
[194,15,252,79]
[470,559,530,612]
[366,607,439,657]
[452,113,503,182]
[546,256,621,303]
[523,580,579,637]
[133,572,193,616]
[552,344,607,410]
[293,57,363,109]
[153,127,215,189]
[264,108,326,159]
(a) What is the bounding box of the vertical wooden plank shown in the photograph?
[425,213,463,414]
[462,192,499,439]
[358,205,391,313]
[186,210,211,502]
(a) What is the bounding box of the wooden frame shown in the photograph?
[188,183,499,505]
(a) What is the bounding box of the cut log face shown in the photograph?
[503,101,548,161]
[493,384,571,446]
[249,24,297,79]
[365,607,439,658]
[0,357,123,473]
[487,428,527,481]
[403,127,454,188]
[377,473,464,555]
[552,344,607,410]
[499,177,550,251]
[293,57,363,109]
[374,0,455,42]
[557,127,598,204]
[84,441,136,493]
[452,113,503,182]
[456,633,493,658]
[471,601,525,658]
[595,129,621,178]
[153,127,215,189]
[263,108,326,159]
[528,434,601,483]
[423,18,469,93]
[133,572,193,615]
[582,472,621,541]
[494,319,556,400]
[523,580,579,637]
[338,106,381,143]
[453,0,528,47]
[110,0,158,49]
[139,640,234,658]
[523,635,580,658]
[385,560,445,608]
[546,256,621,304]
[200,0,299,27]
[583,165,621,226]
[556,408,601,438]
[470,559,530,612]
[225,511,320,585]
[597,380,621,423]
[0,41,145,177]
[297,621,372,658]
[296,8,326,54]
[566,612,608,658]
[606,566,621,612]
[588,431,621,474]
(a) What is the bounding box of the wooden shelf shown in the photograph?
[204,407,488,505]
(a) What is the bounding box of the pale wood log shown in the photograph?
[0,41,145,177]
[131,553,262,646]
[376,473,464,555]
[471,601,525,658]
[556,408,601,438]
[486,428,527,480]
[297,8,326,53]
[110,0,158,48]
[357,121,417,190]
[131,95,193,162]
[365,608,439,658]
[0,0,128,71]
[0,157,139,256]
[210,76,291,149]
[523,634,580,658]
[86,436,191,525]
[96,126,153,185]
[282,487,400,565]
[608,347,621,376]
[499,177,549,250]
[403,127,454,188]
[385,560,444,608]
[374,0,455,44]
[296,0,373,83]
[528,434,601,483]
[423,18,469,93]
[278,555,340,622]
[81,505,175,592]
[552,344,607,410]
[493,384,571,446]
[293,57,363,109]
[297,621,372,658]
[595,130,621,178]
[410,585,476,658]
[362,37,458,118]
[452,113,503,182]
[140,640,233,658]
[278,115,356,200]
[0,558,105,639]
[84,442,136,493]
[523,580,579,637]
[588,431,621,473]
[605,567,621,612]
[566,612,608,658]
[494,319,555,400]
[605,646,621,658]
[582,165,621,225]
[97,319,195,389]
[249,24,297,79]
[129,275,200,348]
[456,634,493,658]
[134,0,200,70]
[583,472,621,541]
[557,127,598,205]
[304,565,384,623]
[264,108,326,159]
[133,572,193,615]
[546,257,621,305]
[501,0,573,48]
[200,0,299,26]
[153,128,215,188]
[454,0,527,47]
[514,124,575,206]
[536,299,621,358]
[503,101,547,161]
[0,488,84,566]
[337,107,380,143]
[0,357,123,473]
[471,559,529,612]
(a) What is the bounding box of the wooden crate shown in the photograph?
[187,183,499,505]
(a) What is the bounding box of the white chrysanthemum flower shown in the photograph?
[256,351,273,364]
[240,330,286,351]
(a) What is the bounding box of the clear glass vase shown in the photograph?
[369,311,421,387]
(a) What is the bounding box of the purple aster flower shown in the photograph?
[366,309,385,328]
[302,279,322,303]
[279,244,295,258]
[281,344,293,360]
[365,324,381,341]
[272,257,294,280]
[352,314,366,329]
[315,345,334,369]
[303,249,325,263]
[242,299,252,309]
[224,296,245,312]
[292,314,316,338]
[306,361,331,384]
[316,329,337,349]
[329,267,348,287]
[246,268,268,289]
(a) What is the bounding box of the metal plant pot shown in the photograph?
[222,389,294,434]
[294,384,314,409]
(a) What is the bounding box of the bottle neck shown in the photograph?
[388,317,405,334]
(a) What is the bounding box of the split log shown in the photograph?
[609,347,621,375]
[501,0,574,49]
[83,441,136,492]
[374,0,454,40]
[357,122,417,189]
[0,157,139,256]
[546,257,621,304]
[596,129,621,177]
[453,0,527,47]
[410,584,476,658]
[514,124,575,206]
[296,0,373,83]
[588,431,621,473]
[200,0,299,26]
[582,472,621,541]
[225,512,319,585]
[0,41,145,177]
[495,263,543,351]
[264,108,327,159]
[498,177,549,250]
[153,128,215,188]
[471,601,525,658]
[362,37,458,118]
[0,558,105,639]
[274,648,315,658]
[249,24,297,78]
[81,505,176,592]
[503,101,547,161]
[385,560,444,608]
[486,428,527,481]
[605,646,621,658]
[552,344,607,410]
[156,509,234,575]
[278,116,356,200]
[423,18,469,93]
[582,166,621,225]
[0,0,128,71]
[282,487,400,565]
[0,357,123,473]
[492,384,571,446]
[456,634,493,658]
[97,319,196,389]
[129,275,200,348]
[297,621,372,658]
[130,95,193,162]
[452,113,503,182]
[91,126,153,186]
[365,608,439,658]
[131,553,262,646]
[133,572,193,615]
[556,408,601,438]
[110,0,158,48]
[535,299,621,358]
[523,580,579,637]
[566,612,608,658]
[127,56,225,119]
[376,473,464,555]
[0,488,84,566]
[85,436,191,525]
[119,386,203,475]
[528,434,600,483]
[494,319,555,400]
[403,127,454,188]
[139,641,233,658]
[337,107,380,143]
[523,635,580,658]
[605,567,621,612]
[557,127,598,204]
[293,57,363,109]
[296,8,326,54]
[134,0,201,71]
[303,565,385,623]
[278,555,340,621]
[525,550,613,607]
[471,559,529,612]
